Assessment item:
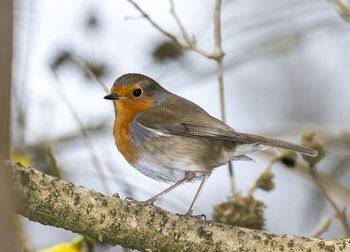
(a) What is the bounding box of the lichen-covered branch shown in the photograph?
[7,162,350,251]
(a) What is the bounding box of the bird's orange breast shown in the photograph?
[113,98,154,164]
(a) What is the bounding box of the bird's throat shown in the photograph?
[112,100,153,164]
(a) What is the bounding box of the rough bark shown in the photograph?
[8,162,350,251]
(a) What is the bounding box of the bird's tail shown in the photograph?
[240,133,318,157]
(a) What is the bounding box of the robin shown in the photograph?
[104,73,317,217]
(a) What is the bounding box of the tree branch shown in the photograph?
[7,161,350,251]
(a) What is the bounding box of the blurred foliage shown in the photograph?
[50,51,71,71]
[279,150,297,168]
[301,130,326,167]
[212,193,265,230]
[50,50,109,81]
[11,152,33,167]
[85,13,99,30]
[22,145,63,178]
[152,40,183,62]
[255,170,275,192]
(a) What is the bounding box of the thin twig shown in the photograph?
[72,57,109,93]
[213,0,225,60]
[212,0,235,194]
[227,162,235,194]
[169,0,193,45]
[333,0,350,20]
[260,149,350,206]
[310,167,350,237]
[127,0,187,48]
[311,217,332,238]
[246,156,279,197]
[213,0,226,123]
[48,144,62,180]
[126,0,214,58]
[52,71,111,195]
[215,59,226,121]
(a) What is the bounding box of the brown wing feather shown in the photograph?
[136,93,250,143]
[136,93,317,157]
[239,133,318,156]
[180,122,250,143]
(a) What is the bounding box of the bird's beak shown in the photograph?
[104,93,119,100]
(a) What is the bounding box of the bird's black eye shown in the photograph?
[133,88,142,97]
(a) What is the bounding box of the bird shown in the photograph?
[104,73,317,217]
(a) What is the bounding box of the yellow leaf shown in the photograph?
[11,153,32,167]
[38,243,82,252]
[38,236,88,252]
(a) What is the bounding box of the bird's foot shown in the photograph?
[185,211,206,220]
[125,196,161,210]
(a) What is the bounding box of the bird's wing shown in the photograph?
[135,93,318,157]
[177,121,250,143]
[135,94,251,144]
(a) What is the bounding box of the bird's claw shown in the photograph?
[185,213,206,220]
[125,196,161,210]
[125,196,136,202]
[125,196,150,205]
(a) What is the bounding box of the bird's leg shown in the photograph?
[127,172,195,208]
[185,172,211,217]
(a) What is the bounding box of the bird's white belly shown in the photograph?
[134,151,207,183]
[130,120,222,183]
